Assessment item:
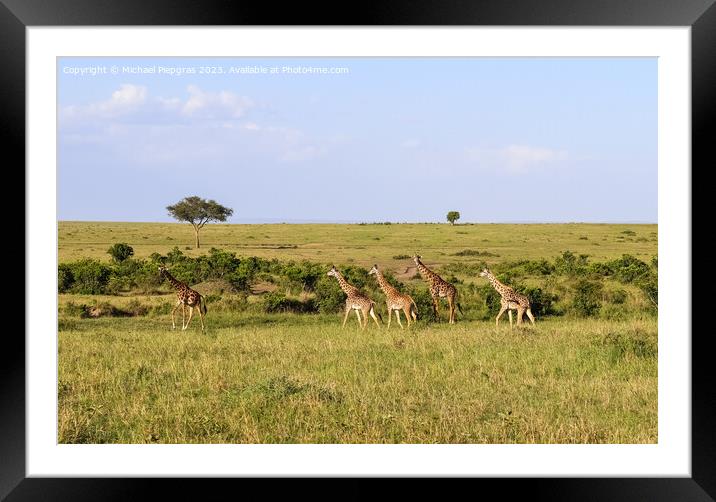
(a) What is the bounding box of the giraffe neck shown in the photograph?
[333,272,356,295]
[486,272,507,294]
[163,271,186,291]
[416,259,439,282]
[374,270,397,295]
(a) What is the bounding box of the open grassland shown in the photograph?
[58,221,657,267]
[58,313,656,444]
[58,221,658,443]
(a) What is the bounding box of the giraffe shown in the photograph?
[412,254,461,324]
[327,266,381,329]
[159,265,207,331]
[479,268,535,328]
[368,264,418,329]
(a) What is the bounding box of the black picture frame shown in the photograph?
[6,0,711,500]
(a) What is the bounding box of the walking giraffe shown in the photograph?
[159,265,207,331]
[479,268,535,328]
[368,264,418,329]
[327,266,381,329]
[412,255,461,324]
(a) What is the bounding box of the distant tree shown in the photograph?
[107,243,134,263]
[447,211,461,226]
[167,196,233,249]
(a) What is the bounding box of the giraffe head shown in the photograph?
[327,266,339,278]
[412,254,422,266]
[368,264,379,276]
[158,265,168,276]
[479,268,491,278]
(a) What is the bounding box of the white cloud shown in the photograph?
[181,85,253,118]
[60,84,255,124]
[59,84,337,167]
[466,144,568,173]
[61,84,147,120]
[157,96,182,111]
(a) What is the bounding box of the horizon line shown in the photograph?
[58,219,658,225]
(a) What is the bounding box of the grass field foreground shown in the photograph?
[58,222,658,444]
[58,313,657,444]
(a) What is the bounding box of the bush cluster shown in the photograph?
[58,246,657,319]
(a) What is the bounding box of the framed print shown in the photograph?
[7,0,713,499]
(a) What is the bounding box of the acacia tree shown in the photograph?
[446,211,460,226]
[167,196,233,249]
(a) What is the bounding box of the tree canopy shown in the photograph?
[447,211,460,225]
[167,196,233,248]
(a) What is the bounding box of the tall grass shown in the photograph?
[58,313,656,444]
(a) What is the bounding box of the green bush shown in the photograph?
[63,301,90,318]
[107,243,134,263]
[68,259,112,294]
[607,289,628,305]
[637,274,658,309]
[521,259,555,276]
[125,299,150,316]
[478,284,502,318]
[314,276,346,313]
[407,287,439,322]
[571,279,603,317]
[554,251,589,276]
[521,286,559,317]
[607,254,651,283]
[262,292,317,314]
[451,249,498,257]
[58,264,74,293]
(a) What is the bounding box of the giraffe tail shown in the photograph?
[200,296,208,315]
[409,297,419,319]
[372,303,383,323]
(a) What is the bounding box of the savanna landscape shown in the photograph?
[58,221,658,444]
[56,56,658,446]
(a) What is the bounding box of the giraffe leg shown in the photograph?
[403,307,412,327]
[342,305,351,328]
[183,306,195,330]
[447,295,455,324]
[370,307,380,328]
[395,309,404,329]
[517,307,525,326]
[197,303,205,332]
[496,306,507,327]
[432,296,440,319]
[181,303,186,329]
[526,308,536,325]
[508,309,513,329]
[170,301,182,330]
[386,305,392,329]
[354,308,363,328]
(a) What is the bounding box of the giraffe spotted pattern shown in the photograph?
[327,266,381,329]
[369,264,418,329]
[479,268,535,328]
[159,265,207,331]
[412,254,460,324]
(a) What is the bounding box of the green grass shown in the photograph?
[57,221,658,444]
[58,221,657,267]
[58,312,656,444]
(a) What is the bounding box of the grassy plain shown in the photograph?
[58,221,657,267]
[58,222,658,444]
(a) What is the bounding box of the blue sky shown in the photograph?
[58,57,657,223]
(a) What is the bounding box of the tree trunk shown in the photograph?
[194,227,200,248]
